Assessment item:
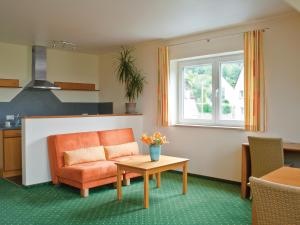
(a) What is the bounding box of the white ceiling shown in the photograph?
[0,0,294,52]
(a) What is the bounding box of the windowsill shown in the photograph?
[173,123,245,131]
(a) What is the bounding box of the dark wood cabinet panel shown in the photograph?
[4,137,21,171]
[0,129,22,178]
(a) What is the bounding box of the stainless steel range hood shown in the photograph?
[26,46,61,90]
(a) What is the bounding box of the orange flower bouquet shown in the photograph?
[141,132,168,161]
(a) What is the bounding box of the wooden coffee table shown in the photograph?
[115,155,189,208]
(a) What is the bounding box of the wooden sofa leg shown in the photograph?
[80,188,89,198]
[123,178,130,186]
[52,177,59,185]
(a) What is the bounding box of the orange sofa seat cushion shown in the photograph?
[104,142,139,159]
[59,160,117,183]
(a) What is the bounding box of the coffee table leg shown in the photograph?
[156,172,161,188]
[117,166,122,200]
[183,162,188,194]
[144,172,149,208]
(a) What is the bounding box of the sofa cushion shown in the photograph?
[64,146,106,166]
[48,131,101,169]
[104,142,139,159]
[98,128,134,146]
[59,160,117,183]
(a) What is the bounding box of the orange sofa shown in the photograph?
[48,128,140,197]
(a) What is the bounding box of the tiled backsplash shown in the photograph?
[0,89,113,125]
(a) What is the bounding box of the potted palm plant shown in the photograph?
[117,47,146,114]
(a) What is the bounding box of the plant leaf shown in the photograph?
[116,46,146,101]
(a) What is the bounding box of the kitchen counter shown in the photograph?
[23,113,142,119]
[0,126,21,130]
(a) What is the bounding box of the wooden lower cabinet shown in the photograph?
[0,129,22,178]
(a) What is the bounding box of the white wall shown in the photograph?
[99,52,127,113]
[0,42,30,101]
[48,49,100,102]
[98,13,300,182]
[285,0,300,12]
[0,43,100,103]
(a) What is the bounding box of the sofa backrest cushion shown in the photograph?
[104,142,139,159]
[98,128,134,146]
[48,131,100,170]
[64,146,106,166]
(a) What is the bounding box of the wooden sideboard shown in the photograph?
[0,129,22,178]
[241,142,300,198]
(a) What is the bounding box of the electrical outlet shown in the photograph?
[6,115,14,120]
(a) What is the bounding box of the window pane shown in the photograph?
[220,61,244,121]
[183,64,213,120]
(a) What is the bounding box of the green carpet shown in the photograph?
[0,172,251,225]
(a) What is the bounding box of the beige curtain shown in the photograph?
[244,30,266,132]
[157,46,169,127]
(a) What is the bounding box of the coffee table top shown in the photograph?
[115,155,189,171]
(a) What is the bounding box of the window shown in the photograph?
[178,52,244,127]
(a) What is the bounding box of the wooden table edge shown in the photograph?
[115,160,189,174]
[260,166,300,187]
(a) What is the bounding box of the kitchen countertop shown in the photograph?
[0,126,21,130]
[23,113,143,119]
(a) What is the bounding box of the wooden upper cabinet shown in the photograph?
[0,79,20,88]
[3,129,21,138]
[54,82,97,91]
[4,136,21,171]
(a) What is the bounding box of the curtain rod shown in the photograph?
[167,28,270,47]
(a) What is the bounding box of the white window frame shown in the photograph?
[177,51,244,127]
